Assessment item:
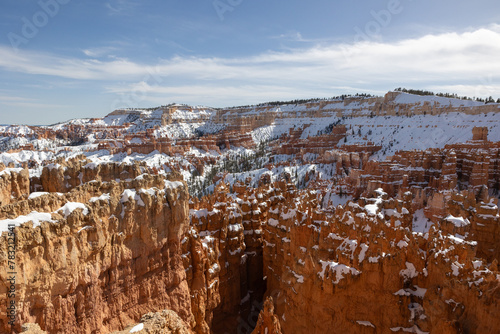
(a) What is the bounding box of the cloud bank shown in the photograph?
[1,25,499,108]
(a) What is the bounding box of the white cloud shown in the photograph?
[81,46,118,58]
[1,24,500,108]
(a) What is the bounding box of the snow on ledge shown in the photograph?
[129,323,144,333]
[390,325,428,333]
[89,193,111,203]
[444,215,470,227]
[318,260,360,283]
[400,262,418,279]
[28,192,50,199]
[121,189,145,207]
[356,320,375,328]
[164,180,184,190]
[0,211,54,233]
[0,167,23,177]
[57,202,89,218]
[393,285,427,298]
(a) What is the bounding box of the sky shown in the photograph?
[1,0,500,125]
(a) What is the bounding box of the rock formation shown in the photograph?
[251,297,282,334]
[0,92,500,334]
[0,165,30,206]
[110,309,191,334]
[0,162,211,333]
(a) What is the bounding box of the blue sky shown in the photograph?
[1,0,500,125]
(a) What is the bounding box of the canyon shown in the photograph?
[0,91,499,333]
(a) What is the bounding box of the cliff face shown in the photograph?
[0,162,217,333]
[258,187,500,333]
[186,175,500,334]
[38,157,145,193]
[189,182,264,334]
[0,165,30,206]
[271,125,348,156]
[189,173,500,333]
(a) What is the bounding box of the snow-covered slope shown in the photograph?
[342,112,500,158]
[1,91,499,162]
[393,92,485,108]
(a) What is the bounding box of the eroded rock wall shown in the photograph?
[0,166,218,333]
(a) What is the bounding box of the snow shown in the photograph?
[445,299,459,305]
[447,234,476,245]
[0,167,23,177]
[408,303,425,321]
[342,111,500,159]
[400,262,418,279]
[57,202,89,218]
[0,125,34,135]
[129,137,143,144]
[83,162,99,170]
[364,202,380,215]
[0,150,55,170]
[129,323,144,333]
[394,286,427,298]
[3,94,497,202]
[338,238,358,258]
[164,180,184,190]
[322,192,352,208]
[281,208,296,220]
[444,215,470,227]
[318,260,361,283]
[412,209,433,233]
[28,192,50,199]
[364,188,384,215]
[390,325,428,334]
[397,240,409,248]
[291,270,304,283]
[268,218,279,227]
[47,163,61,171]
[89,193,111,202]
[0,211,54,232]
[201,235,215,249]
[121,189,145,207]
[358,243,369,262]
[356,321,375,328]
[208,263,220,275]
[228,223,243,233]
[78,226,93,233]
[393,92,484,108]
[191,209,209,219]
[451,261,464,276]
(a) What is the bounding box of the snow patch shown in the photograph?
[57,202,89,218]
